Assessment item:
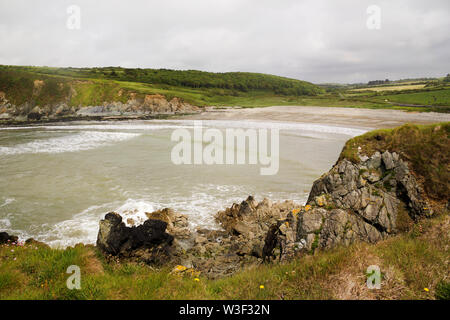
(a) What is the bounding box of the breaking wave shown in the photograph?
[0,131,140,155]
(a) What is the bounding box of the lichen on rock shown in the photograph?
[299,150,431,251]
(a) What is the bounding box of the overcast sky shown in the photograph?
[0,0,448,83]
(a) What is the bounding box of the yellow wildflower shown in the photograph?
[424,288,429,292]
[292,208,300,215]
[259,285,264,289]
[194,278,200,282]
[305,205,311,212]
[174,265,187,272]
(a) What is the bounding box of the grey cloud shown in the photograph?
[0,0,448,83]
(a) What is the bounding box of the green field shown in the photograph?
[0,65,449,112]
[373,89,450,106]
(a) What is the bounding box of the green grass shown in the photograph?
[435,281,450,300]
[0,65,323,97]
[1,213,448,300]
[374,88,450,106]
[340,123,450,202]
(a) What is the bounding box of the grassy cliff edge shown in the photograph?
[0,123,448,300]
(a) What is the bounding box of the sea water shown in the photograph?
[0,119,367,247]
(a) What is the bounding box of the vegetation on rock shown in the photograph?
[339,123,449,202]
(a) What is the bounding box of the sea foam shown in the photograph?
[0,131,140,155]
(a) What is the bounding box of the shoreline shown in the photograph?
[1,106,450,129]
[178,105,450,129]
[0,112,198,127]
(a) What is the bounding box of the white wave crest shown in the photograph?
[153,119,368,137]
[0,131,140,155]
[0,198,15,207]
[0,119,368,137]
[114,199,156,227]
[0,218,11,229]
[32,200,157,248]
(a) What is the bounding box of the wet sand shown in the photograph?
[181,106,450,129]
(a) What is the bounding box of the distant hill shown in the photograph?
[1,65,448,120]
[0,65,323,96]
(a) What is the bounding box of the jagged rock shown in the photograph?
[382,151,395,170]
[0,87,201,123]
[301,150,430,251]
[97,212,175,263]
[213,197,299,261]
[366,151,382,169]
[216,196,294,238]
[0,232,18,244]
[146,208,191,240]
[174,196,302,276]
[194,236,208,245]
[27,106,43,120]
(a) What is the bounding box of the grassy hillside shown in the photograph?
[16,66,322,96]
[0,212,448,300]
[0,65,322,104]
[1,65,449,112]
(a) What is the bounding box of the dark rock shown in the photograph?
[375,134,383,141]
[262,220,290,263]
[97,212,130,255]
[146,208,191,239]
[96,212,174,260]
[0,232,18,244]
[27,111,42,120]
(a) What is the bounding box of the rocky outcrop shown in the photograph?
[97,212,177,265]
[185,150,433,273]
[0,89,201,123]
[145,208,191,240]
[0,232,18,244]
[214,196,299,259]
[94,197,303,278]
[76,94,200,117]
[298,150,431,251]
[180,197,304,277]
[0,232,49,248]
[93,149,433,277]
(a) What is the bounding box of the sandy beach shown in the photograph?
[181,106,450,129]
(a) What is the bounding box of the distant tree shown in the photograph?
[368,79,390,86]
[444,74,450,82]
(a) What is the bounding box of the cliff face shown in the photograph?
[74,94,200,117]
[296,123,450,252]
[298,150,430,251]
[0,78,201,123]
